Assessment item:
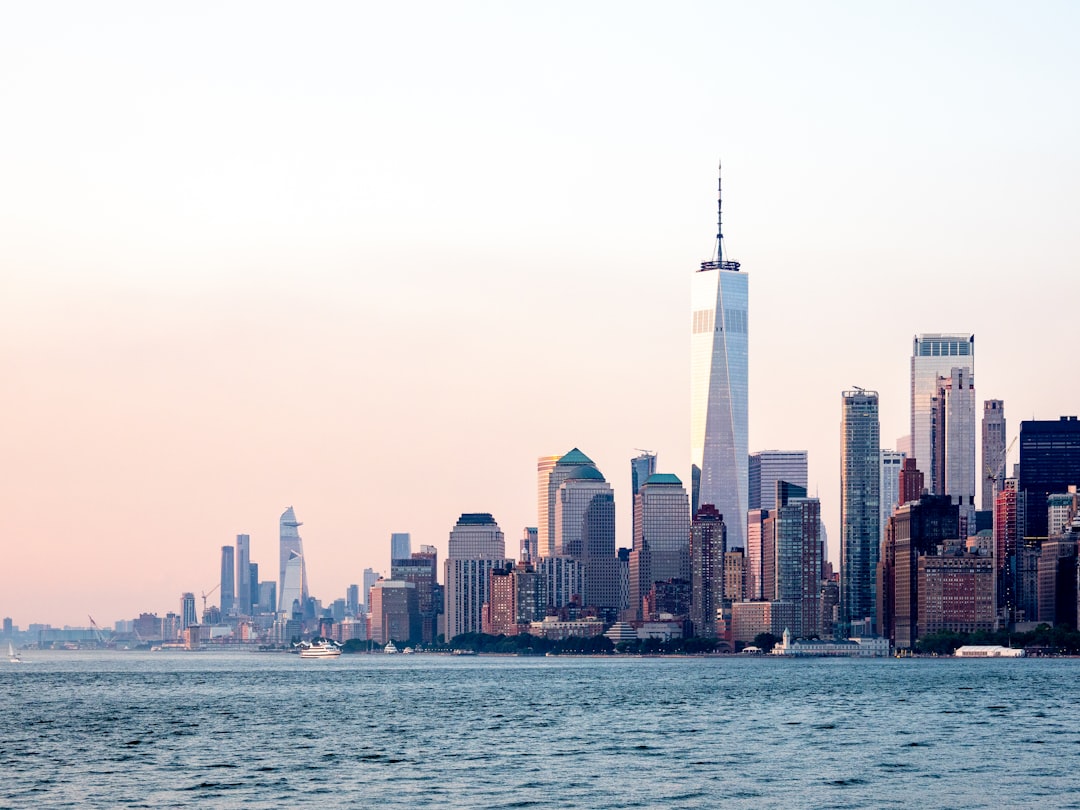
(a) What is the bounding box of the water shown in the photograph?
[2,652,1079,808]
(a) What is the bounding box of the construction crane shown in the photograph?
[201,583,220,614]
[985,436,1018,502]
[87,615,106,646]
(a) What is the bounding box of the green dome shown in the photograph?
[567,466,605,482]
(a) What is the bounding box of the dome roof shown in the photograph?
[567,466,605,482]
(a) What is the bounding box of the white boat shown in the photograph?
[8,642,21,663]
[383,641,399,654]
[299,639,342,659]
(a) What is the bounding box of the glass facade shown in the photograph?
[749,451,808,512]
[691,265,748,554]
[910,333,974,495]
[841,389,880,635]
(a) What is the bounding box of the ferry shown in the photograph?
[299,639,342,659]
[383,641,400,654]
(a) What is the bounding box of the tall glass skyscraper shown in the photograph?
[691,166,748,555]
[910,333,974,495]
[278,506,308,613]
[841,389,880,636]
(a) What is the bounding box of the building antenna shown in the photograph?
[714,160,723,262]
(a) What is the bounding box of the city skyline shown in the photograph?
[4,3,1080,627]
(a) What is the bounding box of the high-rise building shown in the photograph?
[627,473,690,621]
[444,513,511,640]
[555,465,618,610]
[936,366,977,535]
[220,545,235,615]
[910,333,974,496]
[369,580,420,645]
[535,556,586,612]
[279,551,305,618]
[536,454,562,559]
[982,400,1007,511]
[631,451,657,550]
[691,166,748,558]
[362,568,380,612]
[448,513,506,559]
[346,584,360,617]
[746,508,768,601]
[749,451,808,512]
[390,533,411,563]
[235,534,251,616]
[690,505,725,638]
[520,527,538,563]
[279,507,308,611]
[880,450,906,543]
[392,546,439,644]
[772,482,822,640]
[841,389,881,635]
[180,592,197,630]
[1019,416,1080,539]
[258,581,276,614]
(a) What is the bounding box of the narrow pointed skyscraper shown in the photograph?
[691,163,748,555]
[279,506,308,614]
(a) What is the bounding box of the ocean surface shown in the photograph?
[2,651,1078,808]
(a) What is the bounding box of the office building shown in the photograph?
[772,482,822,639]
[536,455,562,559]
[220,545,235,615]
[444,513,511,640]
[362,568,380,612]
[258,581,276,615]
[236,534,251,616]
[910,333,974,497]
[749,451,808,512]
[369,580,420,645]
[392,546,439,644]
[746,508,768,600]
[982,400,1007,511]
[631,451,657,549]
[880,450,906,541]
[346,584,360,617]
[627,473,690,621]
[279,551,305,618]
[689,505,725,638]
[691,166,748,559]
[936,366,977,535]
[520,527,538,564]
[180,592,197,630]
[1019,417,1080,539]
[841,389,881,635]
[535,555,585,612]
[555,463,618,610]
[279,507,308,612]
[390,532,411,563]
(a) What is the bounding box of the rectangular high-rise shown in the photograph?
[749,451,808,513]
[236,534,251,616]
[982,400,1007,511]
[880,451,906,543]
[1019,416,1080,539]
[220,545,235,615]
[841,389,881,635]
[910,333,974,496]
[691,167,748,556]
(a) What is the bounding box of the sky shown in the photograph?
[2,2,1079,628]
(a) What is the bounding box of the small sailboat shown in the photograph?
[8,642,22,663]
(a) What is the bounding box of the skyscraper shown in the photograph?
[938,366,977,534]
[220,545,235,615]
[910,333,974,495]
[690,505,726,638]
[236,534,251,616]
[880,450,906,542]
[749,451,808,512]
[279,506,308,611]
[982,400,1007,511]
[444,513,511,640]
[1019,416,1080,538]
[390,532,412,562]
[536,455,562,559]
[691,165,748,557]
[628,473,690,621]
[841,389,881,635]
[555,465,618,610]
[279,551,305,618]
[771,482,822,639]
[630,452,657,498]
[180,592,197,630]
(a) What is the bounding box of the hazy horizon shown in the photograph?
[3,2,1079,627]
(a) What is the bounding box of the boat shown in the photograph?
[8,642,21,663]
[402,647,414,655]
[383,641,399,654]
[298,639,342,659]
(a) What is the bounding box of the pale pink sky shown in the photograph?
[2,3,1078,627]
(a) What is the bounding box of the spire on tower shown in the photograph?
[715,160,723,262]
